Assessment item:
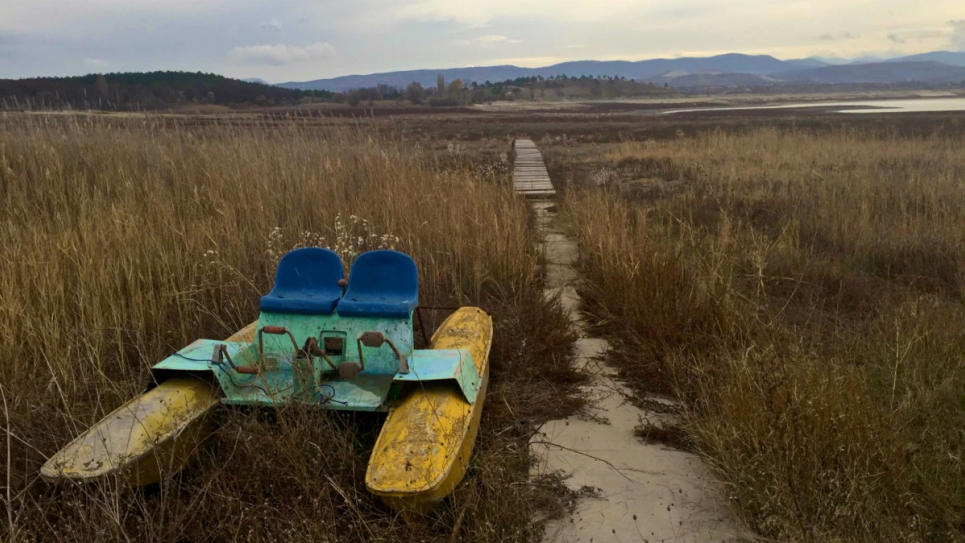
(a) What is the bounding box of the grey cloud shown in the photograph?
[83,58,110,68]
[952,20,965,51]
[3,1,965,83]
[260,19,284,33]
[0,33,21,59]
[230,42,335,65]
[818,32,858,42]
[888,29,945,44]
[0,32,20,47]
[453,35,522,46]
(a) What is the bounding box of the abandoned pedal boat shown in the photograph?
[41,248,493,512]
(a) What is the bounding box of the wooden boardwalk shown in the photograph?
[513,140,556,199]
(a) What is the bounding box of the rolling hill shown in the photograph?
[884,51,965,67]
[776,61,965,85]
[280,51,965,92]
[653,61,965,88]
[0,71,334,109]
[279,65,535,92]
[784,58,832,69]
[279,54,818,91]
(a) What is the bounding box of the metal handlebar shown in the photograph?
[257,326,301,368]
[302,336,339,372]
[356,331,409,375]
[210,343,260,374]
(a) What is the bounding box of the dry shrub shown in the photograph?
[0,113,580,542]
[561,127,965,542]
[561,187,736,397]
[604,127,965,296]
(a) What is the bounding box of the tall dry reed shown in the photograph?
[562,127,965,542]
[0,112,575,542]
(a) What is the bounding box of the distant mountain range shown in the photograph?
[650,61,965,88]
[278,51,965,91]
[777,61,965,85]
[811,52,965,67]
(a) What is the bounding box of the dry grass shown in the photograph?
[561,127,965,542]
[0,113,582,541]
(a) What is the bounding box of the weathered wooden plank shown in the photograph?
[512,139,555,200]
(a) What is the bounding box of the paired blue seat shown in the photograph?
[260,248,345,315]
[337,251,419,319]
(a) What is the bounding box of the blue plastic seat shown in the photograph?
[337,251,418,319]
[260,248,345,315]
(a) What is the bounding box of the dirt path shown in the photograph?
[515,141,747,543]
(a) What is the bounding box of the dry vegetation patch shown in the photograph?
[0,114,583,541]
[561,127,965,542]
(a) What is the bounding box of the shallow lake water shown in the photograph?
[666,97,965,115]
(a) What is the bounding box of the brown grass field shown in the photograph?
[4,102,965,542]
[0,113,585,542]
[549,124,965,542]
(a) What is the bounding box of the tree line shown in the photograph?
[0,71,671,110]
[0,71,335,110]
[345,73,670,106]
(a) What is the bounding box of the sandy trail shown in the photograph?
[514,140,747,543]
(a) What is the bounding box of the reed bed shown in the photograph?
[0,112,579,542]
[561,127,965,542]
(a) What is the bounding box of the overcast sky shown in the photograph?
[1,0,963,83]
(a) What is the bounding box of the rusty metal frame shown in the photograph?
[257,325,300,369]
